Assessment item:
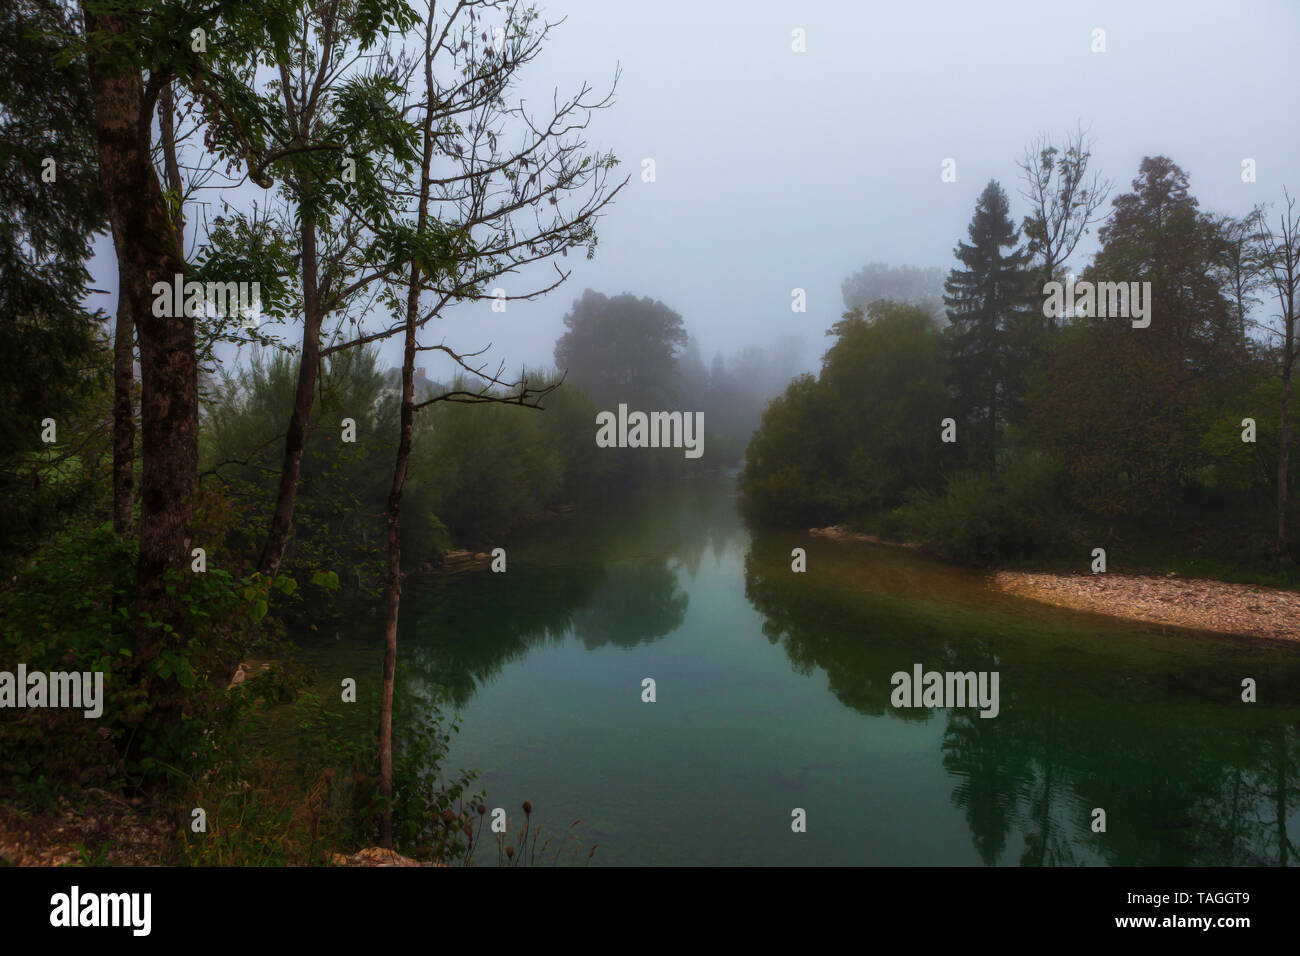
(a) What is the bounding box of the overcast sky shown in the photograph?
[89,0,1300,382]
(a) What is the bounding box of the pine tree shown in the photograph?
[0,0,108,549]
[943,180,1035,472]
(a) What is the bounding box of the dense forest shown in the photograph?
[745,148,1299,580]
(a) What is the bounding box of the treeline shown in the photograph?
[0,0,641,856]
[744,142,1299,575]
[201,347,599,590]
[554,288,804,466]
[196,286,798,592]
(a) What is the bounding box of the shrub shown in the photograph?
[895,449,1070,565]
[0,520,289,792]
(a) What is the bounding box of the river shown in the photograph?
[296,474,1300,865]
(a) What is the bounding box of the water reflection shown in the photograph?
[572,562,687,649]
[319,477,1300,864]
[742,529,1300,866]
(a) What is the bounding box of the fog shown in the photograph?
[87,0,1300,382]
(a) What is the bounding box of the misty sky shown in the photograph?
[88,0,1300,383]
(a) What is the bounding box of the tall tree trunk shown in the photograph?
[379,18,437,849]
[83,8,195,634]
[258,214,322,576]
[111,265,134,536]
[378,263,419,849]
[110,84,182,539]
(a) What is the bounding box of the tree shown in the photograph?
[1089,156,1236,369]
[1256,190,1300,558]
[0,0,108,545]
[942,180,1035,472]
[1017,125,1111,328]
[374,0,617,849]
[80,2,198,627]
[73,0,323,639]
[841,262,946,324]
[258,0,624,575]
[379,7,439,847]
[554,289,687,407]
[1211,210,1266,360]
[742,302,949,525]
[252,0,423,576]
[1033,157,1243,521]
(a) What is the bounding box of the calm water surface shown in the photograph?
[298,476,1300,865]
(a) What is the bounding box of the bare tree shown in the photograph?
[1017,125,1112,330]
[318,0,625,364]
[1256,189,1300,559]
[372,0,619,850]
[1221,211,1267,345]
[250,0,623,578]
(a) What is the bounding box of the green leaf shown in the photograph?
[310,570,340,591]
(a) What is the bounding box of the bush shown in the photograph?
[0,520,290,792]
[201,346,394,594]
[895,449,1070,565]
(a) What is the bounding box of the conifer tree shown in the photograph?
[0,0,108,549]
[942,180,1034,472]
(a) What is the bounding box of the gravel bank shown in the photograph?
[993,570,1300,641]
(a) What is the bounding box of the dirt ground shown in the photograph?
[0,791,172,866]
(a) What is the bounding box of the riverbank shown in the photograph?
[993,569,1300,642]
[0,794,446,867]
[810,525,1300,642]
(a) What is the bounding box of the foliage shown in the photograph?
[554,289,688,408]
[0,0,110,565]
[202,346,396,593]
[388,693,482,860]
[743,302,950,525]
[1028,321,1194,517]
[0,519,290,791]
[409,371,605,547]
[171,683,482,864]
[202,351,615,562]
[893,449,1072,566]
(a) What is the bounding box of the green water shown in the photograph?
[298,475,1300,865]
